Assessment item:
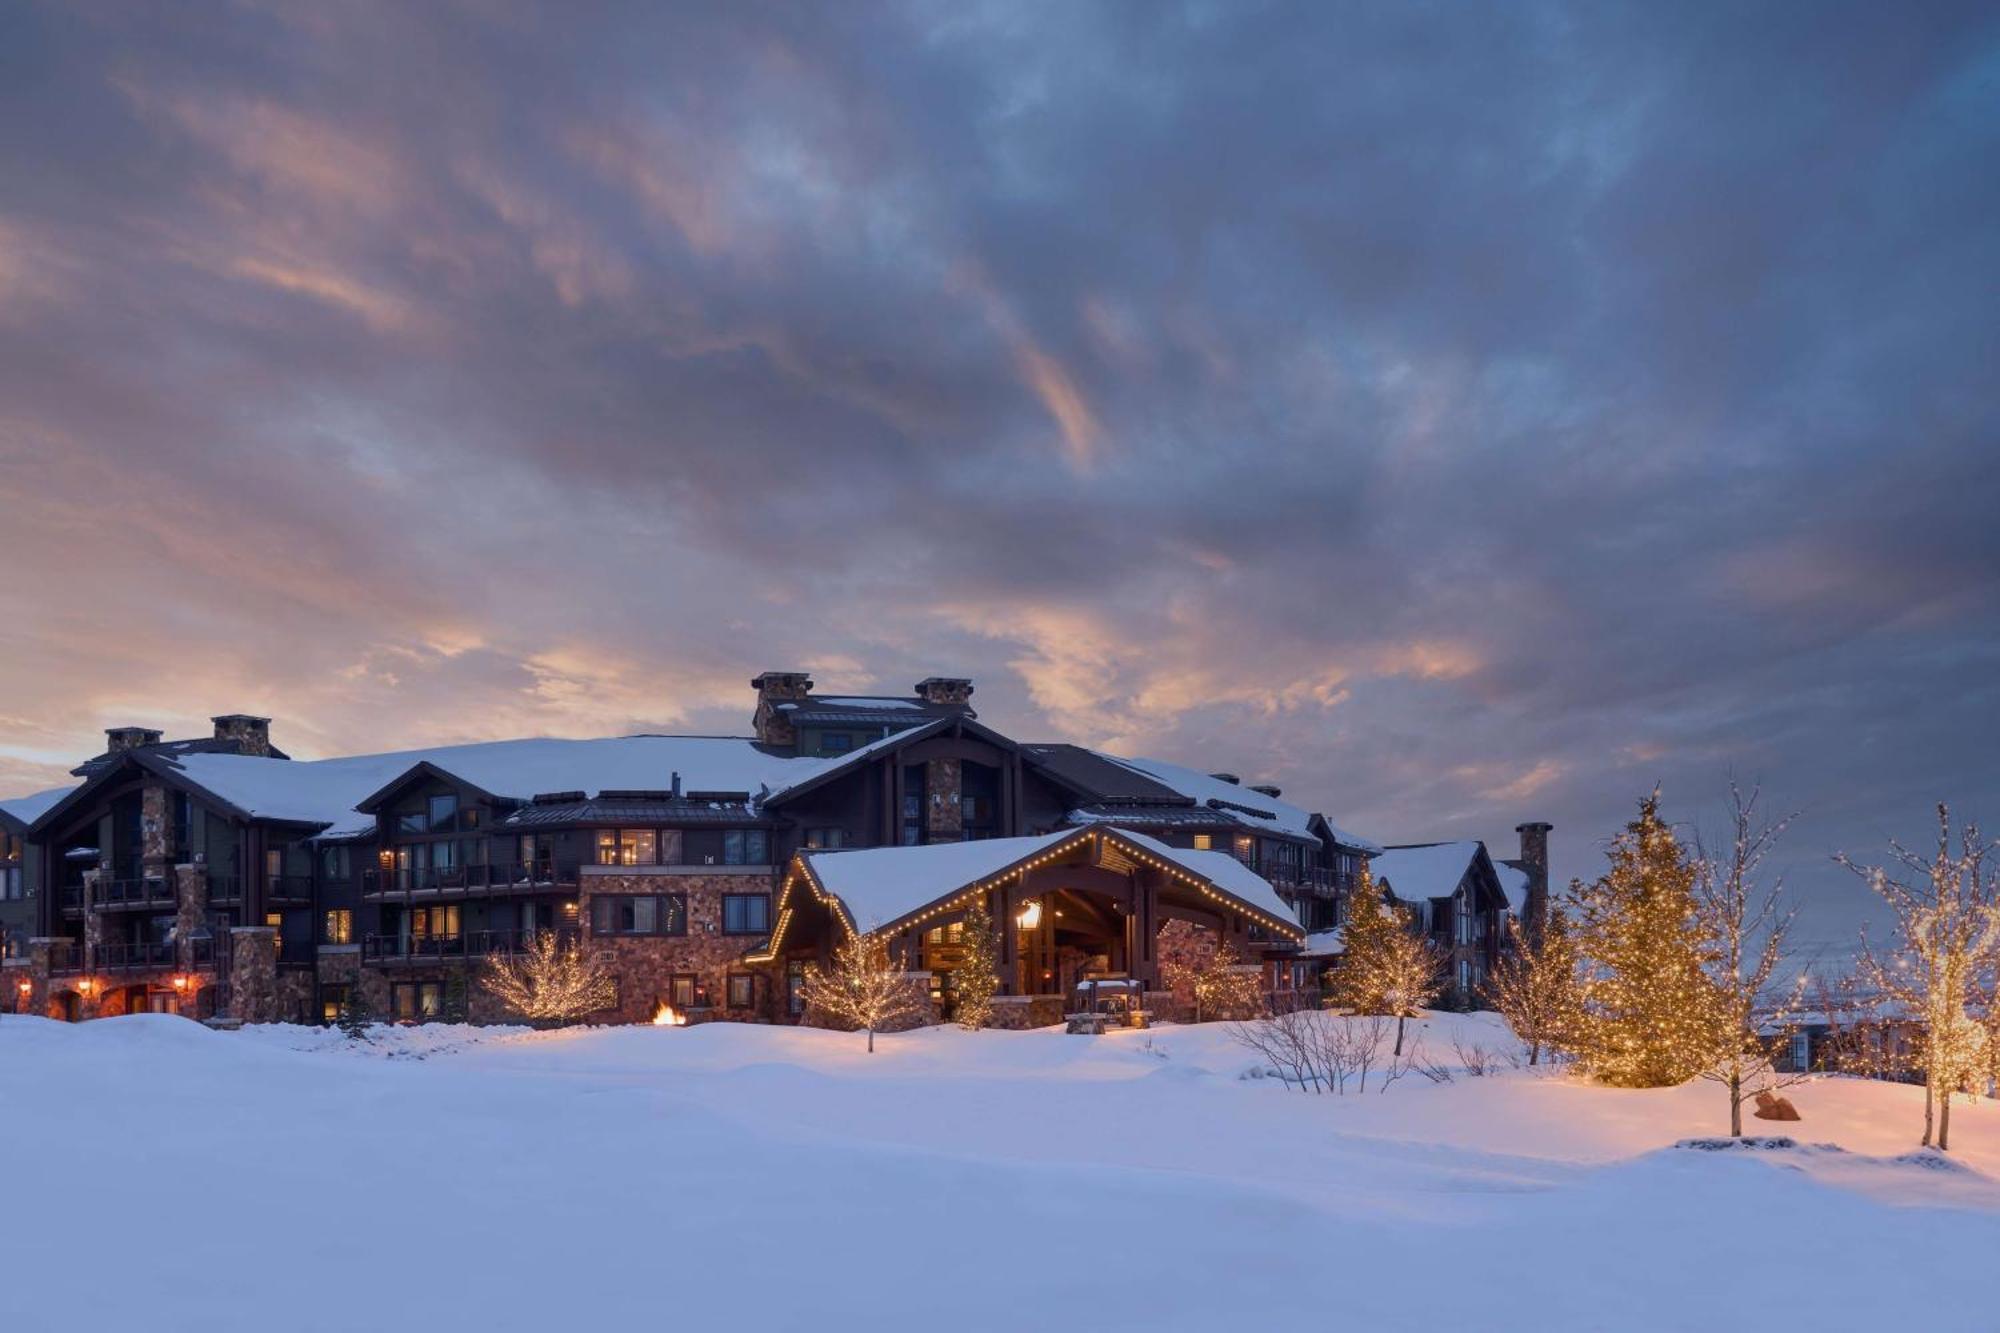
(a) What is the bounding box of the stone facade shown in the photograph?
[987,994,1065,1030]
[141,783,171,863]
[579,868,781,1025]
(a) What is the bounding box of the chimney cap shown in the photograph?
[1248,783,1283,799]
[750,671,814,691]
[1514,821,1554,833]
[211,713,273,726]
[1209,772,1241,785]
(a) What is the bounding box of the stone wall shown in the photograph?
[141,784,171,863]
[579,869,780,1026]
[987,994,1065,1030]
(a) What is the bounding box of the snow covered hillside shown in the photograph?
[4,1011,1996,1332]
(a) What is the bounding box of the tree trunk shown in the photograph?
[1527,1039,1540,1068]
[1729,1071,1743,1138]
[1923,1078,1935,1147]
[867,1025,875,1054]
[1939,1090,1951,1152]
[1395,1013,1407,1056]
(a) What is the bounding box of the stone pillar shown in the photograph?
[141,783,172,865]
[925,758,963,841]
[175,865,208,973]
[82,867,105,968]
[229,926,279,1023]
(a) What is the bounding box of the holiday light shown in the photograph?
[482,929,616,1024]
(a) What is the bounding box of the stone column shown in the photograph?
[141,783,172,866]
[229,926,279,1023]
[82,867,105,968]
[175,865,208,973]
[925,758,963,841]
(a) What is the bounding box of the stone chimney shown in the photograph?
[1515,821,1553,938]
[105,726,164,753]
[212,714,274,758]
[750,672,815,748]
[914,676,974,707]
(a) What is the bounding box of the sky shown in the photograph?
[1,2,1996,952]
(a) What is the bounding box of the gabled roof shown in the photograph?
[1374,841,1509,909]
[0,785,74,834]
[792,825,1302,940]
[760,712,1027,808]
[1307,811,1384,856]
[1098,755,1326,845]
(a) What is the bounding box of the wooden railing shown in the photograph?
[361,928,579,964]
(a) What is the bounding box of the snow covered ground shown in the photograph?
[4,1010,1997,1332]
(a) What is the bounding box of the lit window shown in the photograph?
[1192,834,1213,851]
[619,829,657,866]
[323,909,352,945]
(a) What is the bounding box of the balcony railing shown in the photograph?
[207,874,243,904]
[265,875,314,905]
[47,940,85,974]
[99,940,176,971]
[95,876,178,908]
[362,863,577,897]
[361,928,578,964]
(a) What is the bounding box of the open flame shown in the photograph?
[651,1001,688,1027]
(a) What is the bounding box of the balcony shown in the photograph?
[99,940,177,971]
[362,928,578,965]
[95,876,178,909]
[362,863,577,899]
[265,874,314,905]
[207,874,243,904]
[47,940,85,974]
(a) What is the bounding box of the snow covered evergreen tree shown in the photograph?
[954,901,1000,1031]
[1571,790,1724,1088]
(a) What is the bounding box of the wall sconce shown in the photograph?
[75,978,95,996]
[171,974,189,992]
[1015,899,1042,930]
[15,979,29,995]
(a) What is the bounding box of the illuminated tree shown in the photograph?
[1489,906,1581,1067]
[801,930,924,1052]
[1335,862,1441,1054]
[1571,790,1725,1088]
[1165,939,1266,1023]
[483,930,618,1026]
[954,901,1000,1031]
[1840,805,2000,1151]
[1695,784,1805,1136]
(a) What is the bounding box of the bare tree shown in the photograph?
[1839,805,2000,1151]
[1696,784,1806,1137]
[800,930,926,1053]
[1488,908,1581,1066]
[483,930,618,1026]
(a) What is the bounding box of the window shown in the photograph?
[901,791,922,846]
[726,974,755,1009]
[427,794,458,833]
[323,909,352,945]
[1232,835,1254,864]
[595,830,620,866]
[1192,834,1214,851]
[670,974,697,1011]
[820,732,853,753]
[591,894,687,936]
[320,985,351,1024]
[1,867,19,901]
[723,894,771,935]
[619,829,657,866]
[393,982,442,1022]
[786,961,807,1016]
[397,807,426,835]
[722,830,769,865]
[804,828,846,850]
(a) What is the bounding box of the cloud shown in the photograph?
[0,0,1995,944]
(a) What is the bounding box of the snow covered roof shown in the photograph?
[0,784,75,829]
[1104,756,1317,841]
[151,735,877,838]
[1299,928,1345,958]
[1493,861,1530,913]
[1373,842,1482,903]
[796,826,1301,938]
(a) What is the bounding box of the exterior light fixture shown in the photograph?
[1016,900,1042,930]
[171,974,189,992]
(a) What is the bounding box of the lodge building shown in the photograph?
[0,672,1544,1028]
